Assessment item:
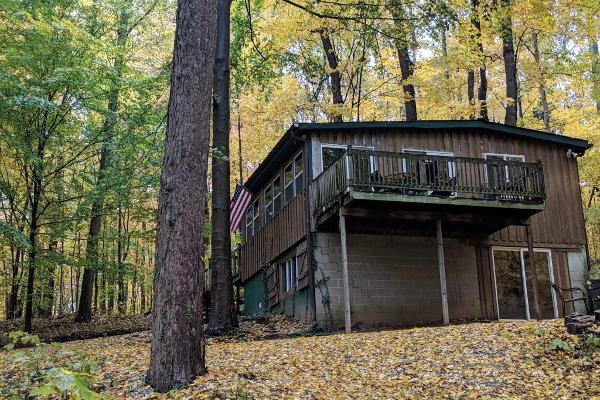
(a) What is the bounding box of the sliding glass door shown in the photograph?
[493,248,557,320]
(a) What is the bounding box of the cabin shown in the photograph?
[233,120,592,331]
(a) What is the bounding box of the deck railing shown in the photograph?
[313,149,545,213]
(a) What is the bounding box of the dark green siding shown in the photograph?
[243,272,265,316]
[272,287,308,316]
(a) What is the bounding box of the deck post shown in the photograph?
[339,208,352,333]
[525,223,542,320]
[436,220,450,325]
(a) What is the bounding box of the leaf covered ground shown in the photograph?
[1,318,599,399]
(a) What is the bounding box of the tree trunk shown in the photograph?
[208,0,237,334]
[7,248,22,320]
[320,32,344,122]
[590,36,600,112]
[477,66,488,120]
[467,70,475,118]
[117,207,126,315]
[471,0,488,121]
[76,144,109,322]
[24,165,42,332]
[146,0,217,391]
[39,241,57,318]
[76,6,129,322]
[391,5,417,121]
[500,0,517,126]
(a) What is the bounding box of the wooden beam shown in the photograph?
[340,207,529,227]
[436,220,450,325]
[339,208,352,333]
[350,190,545,211]
[525,223,542,320]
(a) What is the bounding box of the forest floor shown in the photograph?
[0,314,151,347]
[1,316,599,399]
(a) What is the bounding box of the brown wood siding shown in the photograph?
[316,127,587,249]
[475,245,497,319]
[239,194,306,281]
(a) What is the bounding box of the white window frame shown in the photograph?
[401,148,457,178]
[320,144,376,177]
[246,198,259,239]
[491,246,558,321]
[284,152,303,202]
[483,153,525,185]
[281,255,299,293]
[264,174,281,223]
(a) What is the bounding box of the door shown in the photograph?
[493,248,557,320]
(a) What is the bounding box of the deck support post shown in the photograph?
[436,220,450,325]
[525,223,542,320]
[339,208,352,333]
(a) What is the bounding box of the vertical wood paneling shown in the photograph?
[240,194,306,281]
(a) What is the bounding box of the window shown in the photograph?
[402,149,456,186]
[322,145,347,171]
[492,248,557,320]
[284,153,304,203]
[294,153,303,195]
[253,200,259,231]
[264,175,281,223]
[281,256,299,293]
[245,199,260,239]
[484,153,525,187]
[321,144,376,176]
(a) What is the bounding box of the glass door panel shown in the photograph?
[523,251,555,319]
[494,250,527,319]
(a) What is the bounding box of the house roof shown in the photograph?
[243,120,592,193]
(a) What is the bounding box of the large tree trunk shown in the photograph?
[208,0,237,334]
[320,31,344,122]
[500,0,517,126]
[146,0,217,391]
[390,5,417,121]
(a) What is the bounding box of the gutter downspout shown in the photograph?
[292,126,317,325]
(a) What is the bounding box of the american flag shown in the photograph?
[230,184,252,232]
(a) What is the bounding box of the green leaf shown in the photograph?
[0,222,31,251]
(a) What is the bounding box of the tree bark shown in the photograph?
[390,5,417,121]
[146,0,217,391]
[320,31,344,122]
[499,0,517,126]
[208,0,237,334]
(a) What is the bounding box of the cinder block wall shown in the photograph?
[314,233,482,328]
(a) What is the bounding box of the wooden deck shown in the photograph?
[313,149,546,228]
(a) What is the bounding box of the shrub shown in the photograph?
[3,331,43,350]
[30,364,107,400]
[547,338,573,352]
